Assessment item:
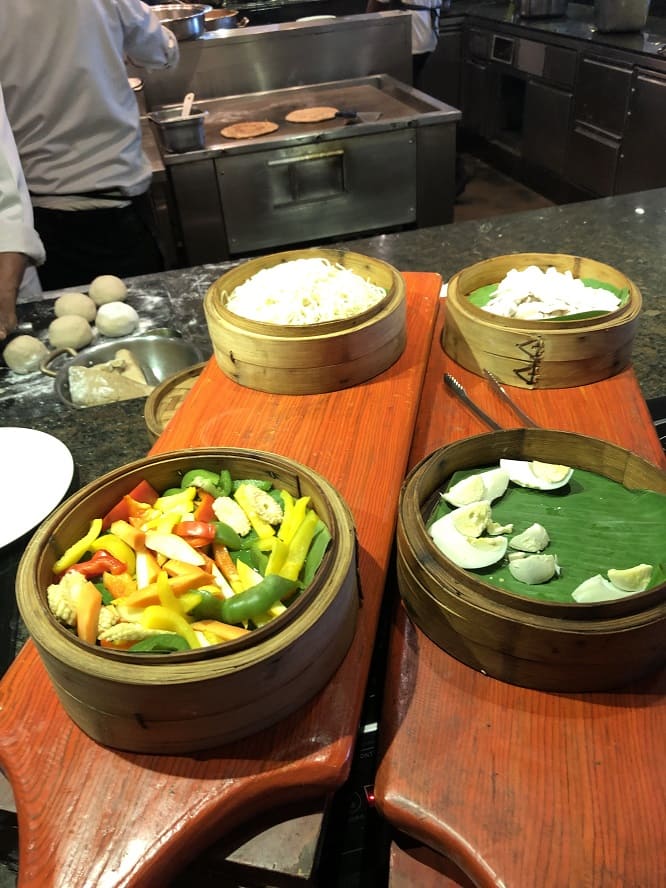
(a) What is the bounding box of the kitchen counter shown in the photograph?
[1,187,665,884]
[459,1,666,58]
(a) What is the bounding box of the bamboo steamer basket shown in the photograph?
[143,362,205,442]
[397,429,666,692]
[16,448,358,753]
[203,248,406,394]
[443,253,642,389]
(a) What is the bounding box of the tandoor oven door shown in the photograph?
[217,129,416,255]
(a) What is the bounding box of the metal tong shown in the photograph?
[443,371,540,430]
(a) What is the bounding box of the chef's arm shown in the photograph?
[122,0,180,70]
[0,252,27,340]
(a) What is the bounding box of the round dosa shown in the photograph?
[220,121,279,139]
[285,106,340,123]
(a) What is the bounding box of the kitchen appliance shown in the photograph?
[594,0,651,32]
[514,0,568,18]
[152,75,460,265]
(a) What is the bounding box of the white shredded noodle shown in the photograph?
[481,265,621,320]
[224,258,387,325]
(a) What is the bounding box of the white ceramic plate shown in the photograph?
[0,427,74,549]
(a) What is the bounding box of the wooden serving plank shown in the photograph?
[376,300,666,888]
[0,272,441,888]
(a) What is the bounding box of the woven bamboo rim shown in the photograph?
[443,253,642,388]
[204,248,406,394]
[397,430,666,691]
[16,448,359,750]
[143,361,206,442]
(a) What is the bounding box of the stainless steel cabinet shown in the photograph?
[573,55,632,136]
[565,54,632,195]
[616,67,666,194]
[461,58,497,138]
[523,80,573,177]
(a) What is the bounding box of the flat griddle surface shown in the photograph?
[201,81,424,149]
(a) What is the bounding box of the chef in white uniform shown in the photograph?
[0,83,45,340]
[366,0,442,84]
[0,0,179,292]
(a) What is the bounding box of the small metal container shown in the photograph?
[41,332,203,408]
[515,0,568,17]
[148,107,206,153]
[594,0,650,32]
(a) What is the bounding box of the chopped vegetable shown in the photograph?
[218,574,298,625]
[212,496,252,536]
[53,518,103,574]
[68,549,127,579]
[47,466,332,658]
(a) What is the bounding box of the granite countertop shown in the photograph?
[2,187,664,489]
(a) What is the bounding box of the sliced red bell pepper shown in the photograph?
[102,479,160,529]
[193,491,216,523]
[67,549,127,579]
[174,521,216,543]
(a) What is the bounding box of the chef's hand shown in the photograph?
[0,296,18,341]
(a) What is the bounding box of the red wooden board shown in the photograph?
[0,273,442,887]
[376,301,666,888]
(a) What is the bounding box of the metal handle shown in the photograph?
[267,149,344,167]
[443,374,503,431]
[483,369,540,428]
[40,347,78,377]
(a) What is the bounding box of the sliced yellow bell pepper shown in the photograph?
[156,569,185,615]
[53,518,103,574]
[279,509,320,582]
[264,538,289,576]
[154,487,197,515]
[235,558,264,592]
[141,604,200,649]
[278,495,311,544]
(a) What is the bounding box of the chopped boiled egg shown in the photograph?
[429,501,508,569]
[500,458,573,490]
[441,467,510,508]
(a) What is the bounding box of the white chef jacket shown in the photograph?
[0,0,179,207]
[372,0,441,55]
[0,84,45,301]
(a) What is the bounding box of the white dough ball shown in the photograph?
[54,292,97,322]
[88,275,128,306]
[3,335,49,374]
[95,302,140,338]
[48,315,94,350]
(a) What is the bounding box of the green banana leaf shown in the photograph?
[428,467,666,603]
[467,277,629,322]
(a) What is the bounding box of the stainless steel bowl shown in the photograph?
[150,4,212,40]
[41,332,203,408]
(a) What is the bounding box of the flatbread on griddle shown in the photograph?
[220,120,279,140]
[285,106,339,124]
